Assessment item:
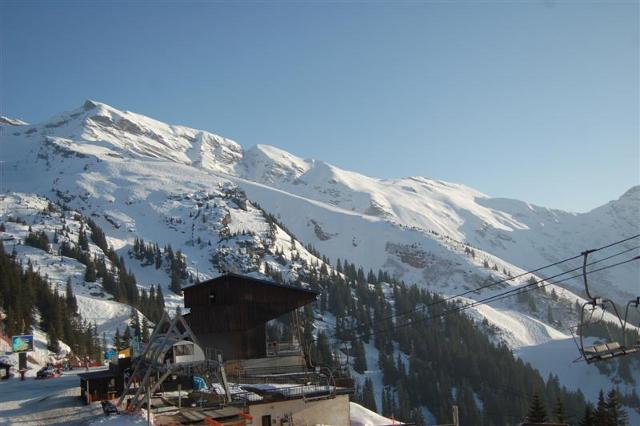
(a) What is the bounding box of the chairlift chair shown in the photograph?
[577,251,640,363]
[624,296,640,346]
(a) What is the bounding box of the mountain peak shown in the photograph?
[621,185,640,200]
[240,144,311,183]
[83,99,101,111]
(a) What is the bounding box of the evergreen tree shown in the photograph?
[547,304,555,324]
[606,389,628,426]
[382,387,393,417]
[113,327,122,351]
[47,327,61,354]
[129,307,141,340]
[84,260,96,282]
[554,396,567,423]
[78,224,89,251]
[122,327,131,349]
[24,230,51,251]
[527,392,548,423]
[156,286,165,318]
[65,277,78,314]
[410,408,425,426]
[595,390,609,425]
[579,405,595,426]
[396,382,412,422]
[141,317,151,342]
[170,271,182,294]
[353,340,367,374]
[313,332,333,367]
[361,378,377,412]
[155,244,162,269]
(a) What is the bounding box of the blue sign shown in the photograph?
[11,335,34,353]
[104,349,117,360]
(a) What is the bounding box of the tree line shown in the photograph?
[0,240,100,358]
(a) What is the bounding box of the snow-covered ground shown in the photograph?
[0,371,389,426]
[0,368,116,426]
[350,402,402,426]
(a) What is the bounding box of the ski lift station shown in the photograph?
[107,273,354,426]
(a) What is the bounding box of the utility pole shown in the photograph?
[146,384,151,426]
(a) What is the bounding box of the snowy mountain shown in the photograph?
[231,144,639,305]
[1,100,638,417]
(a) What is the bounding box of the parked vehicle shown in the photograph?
[35,364,60,379]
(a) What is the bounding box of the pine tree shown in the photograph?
[25,230,50,251]
[129,307,141,340]
[396,381,412,422]
[113,327,122,351]
[84,260,96,282]
[141,317,151,342]
[156,286,165,318]
[314,332,333,367]
[47,327,61,354]
[353,340,367,374]
[554,396,567,423]
[527,392,548,423]
[170,271,182,294]
[382,387,393,417]
[547,304,555,324]
[155,244,162,269]
[362,378,377,412]
[122,327,131,349]
[595,390,609,425]
[606,389,628,425]
[65,277,78,314]
[78,224,89,251]
[579,405,595,426]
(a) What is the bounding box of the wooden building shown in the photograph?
[79,358,131,404]
[182,273,318,360]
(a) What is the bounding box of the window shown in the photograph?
[174,343,194,356]
[209,291,216,304]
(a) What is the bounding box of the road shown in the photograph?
[0,368,103,425]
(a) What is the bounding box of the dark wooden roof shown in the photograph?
[183,273,318,331]
[78,369,118,380]
[183,272,318,296]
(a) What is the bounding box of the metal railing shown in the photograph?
[265,341,302,357]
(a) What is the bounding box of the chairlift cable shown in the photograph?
[340,236,640,331]
[337,243,640,337]
[336,255,640,342]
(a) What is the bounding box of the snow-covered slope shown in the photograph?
[0,116,28,126]
[350,402,403,426]
[231,145,639,304]
[1,100,638,410]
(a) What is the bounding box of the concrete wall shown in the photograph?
[248,394,350,426]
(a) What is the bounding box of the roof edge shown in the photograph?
[181,272,319,296]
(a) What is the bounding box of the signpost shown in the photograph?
[12,335,33,380]
[11,335,34,353]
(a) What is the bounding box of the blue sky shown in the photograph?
[1,1,637,212]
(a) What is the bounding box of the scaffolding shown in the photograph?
[117,312,230,412]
